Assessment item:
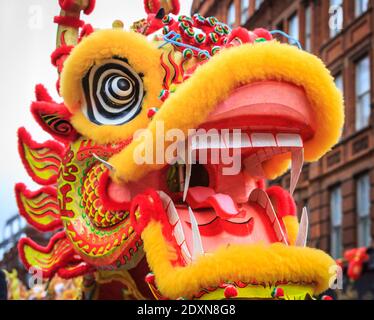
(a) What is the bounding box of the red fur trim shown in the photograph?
[31,100,79,143]
[54,15,84,28]
[51,45,74,67]
[35,84,54,103]
[227,27,251,44]
[266,186,296,218]
[130,190,170,237]
[57,262,94,279]
[79,24,94,42]
[18,232,74,279]
[253,28,273,40]
[130,189,183,265]
[58,0,75,10]
[84,0,96,15]
[17,127,64,185]
[15,183,62,232]
[144,0,161,14]
[97,169,131,212]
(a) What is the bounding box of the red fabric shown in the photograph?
[17,127,64,185]
[51,45,74,67]
[83,0,96,15]
[266,186,297,218]
[15,183,62,232]
[54,15,84,28]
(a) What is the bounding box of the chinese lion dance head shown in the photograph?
[15,0,344,300]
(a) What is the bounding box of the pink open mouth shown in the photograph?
[105,80,315,266]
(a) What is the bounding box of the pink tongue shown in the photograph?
[186,187,242,219]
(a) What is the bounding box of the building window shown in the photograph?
[227,1,236,28]
[241,0,250,25]
[331,186,343,259]
[288,13,299,42]
[356,173,371,247]
[335,73,344,95]
[355,0,369,17]
[305,5,312,52]
[329,0,343,38]
[335,73,344,139]
[255,0,263,10]
[355,55,371,131]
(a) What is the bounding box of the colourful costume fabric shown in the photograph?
[15,0,344,300]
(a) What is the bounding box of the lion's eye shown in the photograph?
[82,58,144,125]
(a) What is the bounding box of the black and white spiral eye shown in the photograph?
[82,58,144,125]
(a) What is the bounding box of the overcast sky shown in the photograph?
[0,0,193,242]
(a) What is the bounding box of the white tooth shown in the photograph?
[295,207,309,247]
[92,153,115,172]
[249,188,259,202]
[251,133,277,147]
[223,132,252,149]
[274,225,287,244]
[257,189,267,208]
[157,191,179,225]
[265,202,276,223]
[165,201,179,226]
[209,133,222,149]
[290,148,304,195]
[249,189,288,245]
[183,162,191,202]
[173,221,185,246]
[181,242,192,264]
[188,207,204,260]
[191,133,222,150]
[276,134,303,147]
